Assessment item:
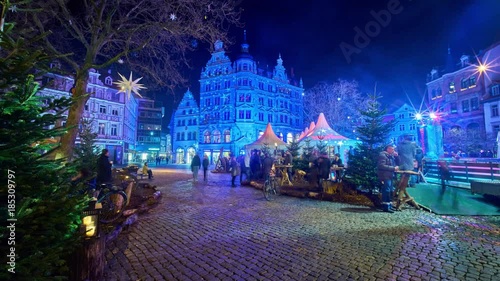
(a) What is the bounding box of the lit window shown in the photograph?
[449,82,456,93]
[213,130,221,143]
[98,123,105,135]
[204,131,211,143]
[224,130,231,142]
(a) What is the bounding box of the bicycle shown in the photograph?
[77,179,129,224]
[263,175,280,201]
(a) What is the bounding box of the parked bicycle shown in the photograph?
[263,175,280,201]
[76,179,129,224]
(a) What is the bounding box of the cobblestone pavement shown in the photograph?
[105,167,500,281]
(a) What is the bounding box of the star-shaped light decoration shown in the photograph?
[169,13,177,21]
[8,5,18,12]
[114,72,146,99]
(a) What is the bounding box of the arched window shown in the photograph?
[204,131,211,143]
[224,130,231,143]
[213,130,221,143]
[105,76,113,85]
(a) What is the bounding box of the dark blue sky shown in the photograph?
[164,0,500,120]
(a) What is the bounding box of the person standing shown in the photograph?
[316,153,331,189]
[377,144,399,213]
[191,153,201,182]
[331,153,343,182]
[237,154,247,184]
[96,149,112,185]
[262,153,274,182]
[397,135,418,186]
[202,154,209,182]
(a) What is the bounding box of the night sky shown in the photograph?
[162,0,500,124]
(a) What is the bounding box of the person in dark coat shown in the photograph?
[230,155,240,187]
[202,154,209,182]
[377,144,399,213]
[250,150,262,180]
[191,153,201,182]
[315,153,331,188]
[331,153,343,182]
[262,153,274,182]
[237,154,247,184]
[96,149,112,184]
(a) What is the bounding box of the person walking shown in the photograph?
[202,154,209,182]
[377,144,399,213]
[191,153,201,182]
[96,149,112,185]
[230,155,240,187]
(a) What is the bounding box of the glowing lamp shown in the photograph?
[81,200,101,238]
[415,113,423,120]
[429,112,437,120]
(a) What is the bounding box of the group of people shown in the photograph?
[377,135,422,213]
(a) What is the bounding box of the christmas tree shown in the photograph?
[0,24,88,280]
[344,94,395,194]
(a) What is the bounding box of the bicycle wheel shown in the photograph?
[263,180,273,201]
[98,191,127,223]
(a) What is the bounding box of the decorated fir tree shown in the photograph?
[301,139,315,161]
[0,25,88,280]
[344,94,395,194]
[286,138,301,159]
[73,117,100,174]
[316,139,328,155]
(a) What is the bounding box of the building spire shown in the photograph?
[241,30,249,53]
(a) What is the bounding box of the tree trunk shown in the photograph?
[58,73,90,160]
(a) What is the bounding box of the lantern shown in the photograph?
[81,200,101,238]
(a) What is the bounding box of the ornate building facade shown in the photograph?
[38,68,139,164]
[426,42,500,155]
[172,35,305,164]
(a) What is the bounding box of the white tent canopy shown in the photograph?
[245,123,287,152]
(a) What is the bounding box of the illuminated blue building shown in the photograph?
[172,33,304,164]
